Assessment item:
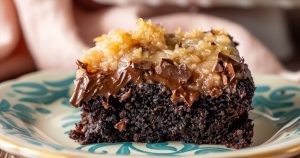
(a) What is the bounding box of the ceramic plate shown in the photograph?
[0,71,299,158]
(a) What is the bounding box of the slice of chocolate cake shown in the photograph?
[69,19,255,149]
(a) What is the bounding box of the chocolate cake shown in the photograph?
[69,19,255,149]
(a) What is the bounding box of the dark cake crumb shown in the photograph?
[69,79,254,149]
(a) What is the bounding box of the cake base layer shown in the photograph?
[69,79,254,149]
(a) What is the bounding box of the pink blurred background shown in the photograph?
[0,0,300,81]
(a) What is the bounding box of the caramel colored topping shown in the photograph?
[80,19,240,74]
[70,19,251,107]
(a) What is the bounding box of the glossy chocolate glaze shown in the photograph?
[70,55,251,108]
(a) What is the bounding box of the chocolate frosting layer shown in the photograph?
[70,56,251,108]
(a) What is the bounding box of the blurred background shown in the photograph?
[0,0,300,81]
